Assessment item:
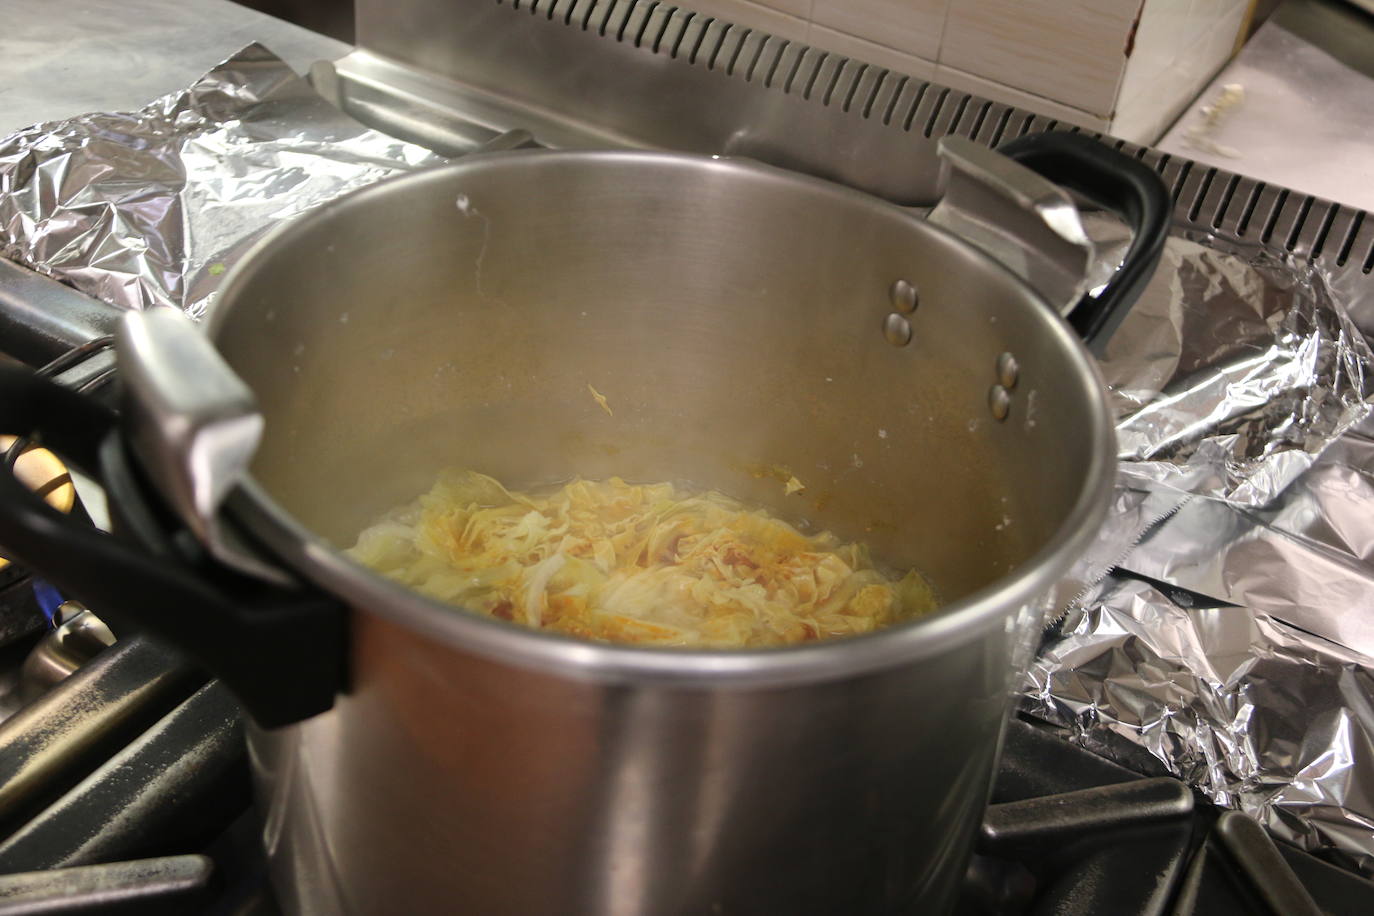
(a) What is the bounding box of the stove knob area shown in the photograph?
[0,435,75,586]
[18,603,116,705]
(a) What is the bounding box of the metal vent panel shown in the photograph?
[354,0,1373,279]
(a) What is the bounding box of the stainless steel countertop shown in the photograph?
[1158,0,1374,212]
[0,0,348,136]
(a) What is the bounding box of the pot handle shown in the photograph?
[997,131,1171,349]
[928,131,1170,353]
[0,365,345,728]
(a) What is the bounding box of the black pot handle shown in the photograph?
[0,365,345,728]
[997,131,1171,350]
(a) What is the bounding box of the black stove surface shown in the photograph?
[967,717,1374,916]
[0,613,1370,916]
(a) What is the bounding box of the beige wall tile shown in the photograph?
[933,63,1111,132]
[751,0,814,19]
[810,0,953,62]
[808,24,939,81]
[675,0,810,42]
[940,0,1140,116]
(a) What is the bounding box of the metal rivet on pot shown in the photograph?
[883,313,912,346]
[996,352,1020,389]
[889,279,919,314]
[988,384,1011,421]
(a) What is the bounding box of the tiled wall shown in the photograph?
[679,0,1255,143]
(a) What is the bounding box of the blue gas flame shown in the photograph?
[32,579,64,626]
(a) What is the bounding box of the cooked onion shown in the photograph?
[348,469,937,648]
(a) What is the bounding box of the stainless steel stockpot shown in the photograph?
[0,134,1168,915]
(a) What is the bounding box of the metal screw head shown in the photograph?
[889,280,919,314]
[996,352,1020,389]
[883,313,912,346]
[988,384,1011,421]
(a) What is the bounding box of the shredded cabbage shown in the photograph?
[348,469,938,648]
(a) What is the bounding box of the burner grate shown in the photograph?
[961,717,1374,916]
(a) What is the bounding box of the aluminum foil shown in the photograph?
[1028,228,1374,876]
[1103,233,1372,508]
[1053,228,1374,609]
[1122,431,1374,657]
[0,43,441,319]
[1024,574,1374,876]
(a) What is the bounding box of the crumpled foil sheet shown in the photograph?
[1123,431,1374,657]
[1027,229,1374,876]
[1024,574,1374,876]
[1104,235,1371,508]
[1052,229,1374,608]
[3,40,1374,880]
[0,43,441,319]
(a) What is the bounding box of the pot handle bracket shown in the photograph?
[0,363,346,729]
[929,131,1171,352]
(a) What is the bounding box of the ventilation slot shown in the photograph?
[965,101,993,141]
[705,23,733,70]
[608,2,635,41]
[800,53,830,100]
[1209,174,1241,230]
[780,46,810,93]
[1169,160,1195,206]
[587,4,608,34]
[1005,112,1029,140]
[1183,165,1214,223]
[1308,204,1340,260]
[1336,211,1366,267]
[627,2,660,45]
[840,64,868,112]
[496,0,1370,279]
[901,83,932,132]
[763,41,796,88]
[688,19,717,64]
[920,88,951,137]
[819,58,848,106]
[860,70,890,118]
[1283,196,1315,253]
[1234,183,1264,237]
[721,28,751,75]
[604,1,636,37]
[935,93,972,138]
[666,12,695,57]
[744,36,778,82]
[985,108,1015,147]
[1259,189,1290,244]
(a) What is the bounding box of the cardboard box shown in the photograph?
[684,0,1256,143]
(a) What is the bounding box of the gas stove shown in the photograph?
[0,357,1369,911]
[0,580,1368,916]
[2,1,1374,914]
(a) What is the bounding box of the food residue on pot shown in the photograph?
[587,383,613,416]
[348,469,937,648]
[739,461,808,495]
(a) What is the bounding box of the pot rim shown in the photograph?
[214,149,1118,687]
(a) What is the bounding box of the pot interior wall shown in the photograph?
[212,153,1101,606]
